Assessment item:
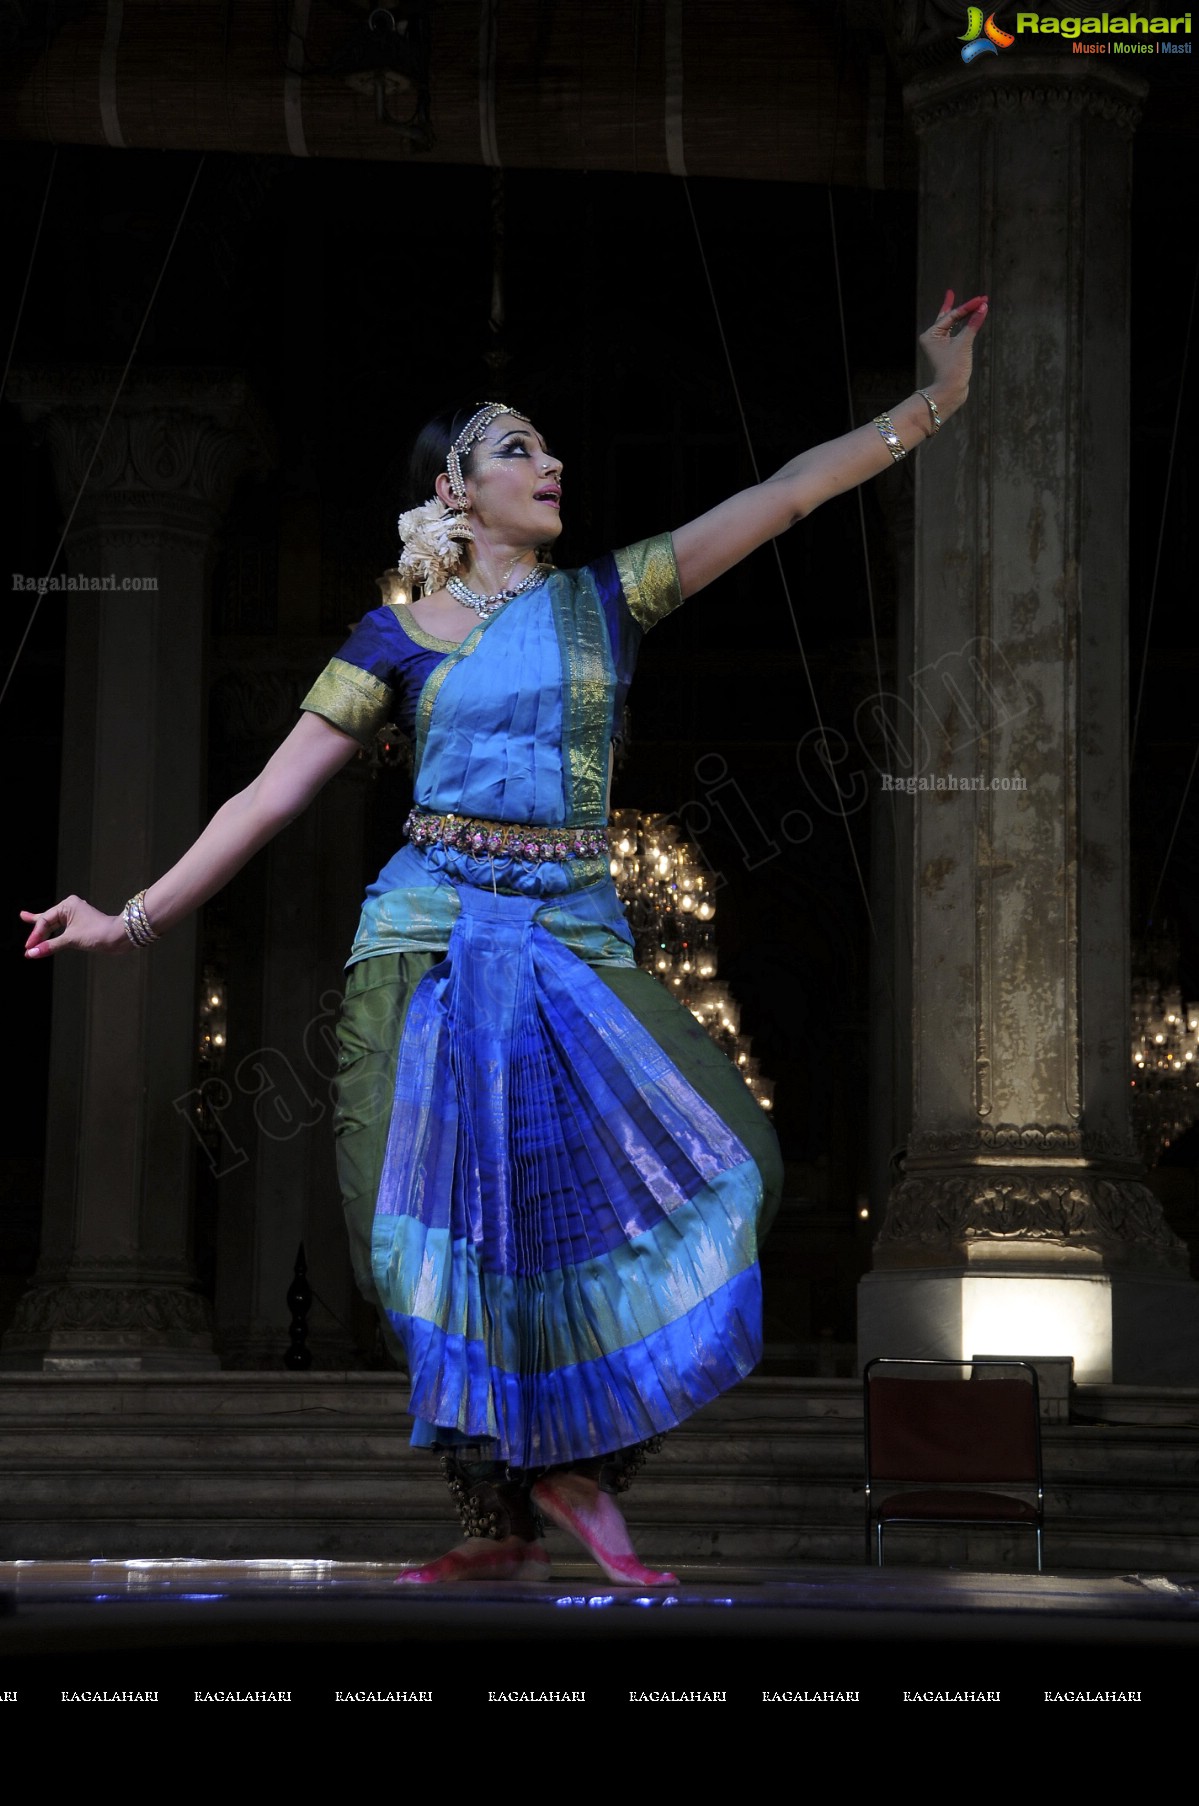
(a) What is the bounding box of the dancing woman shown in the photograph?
[22,291,987,1585]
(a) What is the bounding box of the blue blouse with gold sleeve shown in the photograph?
[298,533,684,967]
[299,534,682,753]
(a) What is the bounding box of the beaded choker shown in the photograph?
[447,563,550,619]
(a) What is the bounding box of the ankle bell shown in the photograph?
[440,1453,542,1542]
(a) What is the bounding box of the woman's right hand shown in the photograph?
[21,897,127,958]
[918,289,989,416]
[20,717,362,964]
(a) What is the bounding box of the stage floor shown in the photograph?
[2,1559,1197,1712]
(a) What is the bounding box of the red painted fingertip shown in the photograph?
[942,288,955,314]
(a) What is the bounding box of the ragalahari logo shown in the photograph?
[960,7,1017,57]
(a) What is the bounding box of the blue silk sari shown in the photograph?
[306,544,769,1468]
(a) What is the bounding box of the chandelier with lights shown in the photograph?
[609,808,774,1114]
[198,963,228,1078]
[1130,974,1199,1162]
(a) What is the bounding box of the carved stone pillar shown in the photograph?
[858,59,1199,1383]
[3,371,271,1370]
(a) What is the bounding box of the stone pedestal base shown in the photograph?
[0,1278,221,1374]
[858,1266,1199,1385]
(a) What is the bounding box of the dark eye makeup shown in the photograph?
[491,432,553,460]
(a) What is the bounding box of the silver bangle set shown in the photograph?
[122,888,159,948]
[918,389,944,434]
[873,412,907,463]
[873,390,944,464]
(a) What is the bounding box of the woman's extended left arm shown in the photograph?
[671,291,988,602]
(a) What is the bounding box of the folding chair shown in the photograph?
[863,1357,1044,1570]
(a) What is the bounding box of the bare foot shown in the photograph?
[531,1472,677,1587]
[394,1535,551,1585]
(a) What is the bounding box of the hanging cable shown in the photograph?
[1145,738,1199,931]
[0,147,57,413]
[826,185,911,968]
[1132,241,1199,927]
[821,10,913,1023]
[630,0,642,174]
[680,176,882,951]
[1131,240,1198,765]
[0,155,207,717]
[828,190,889,745]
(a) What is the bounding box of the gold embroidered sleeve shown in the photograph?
[300,657,394,747]
[614,533,683,631]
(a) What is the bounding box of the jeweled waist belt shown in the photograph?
[405,807,609,865]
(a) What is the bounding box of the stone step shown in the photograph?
[0,1373,1196,1569]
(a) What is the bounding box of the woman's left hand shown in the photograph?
[920,290,989,412]
[21,896,127,957]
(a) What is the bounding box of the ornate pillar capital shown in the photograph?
[904,55,1148,134]
[877,1163,1186,1273]
[884,0,1149,126]
[9,367,273,541]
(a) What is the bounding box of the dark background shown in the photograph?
[1,25,1196,1346]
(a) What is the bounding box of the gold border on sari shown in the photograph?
[413,618,488,769]
[614,532,683,631]
[300,657,393,747]
[388,603,467,654]
[551,572,612,826]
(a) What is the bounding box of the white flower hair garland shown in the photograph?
[395,499,473,596]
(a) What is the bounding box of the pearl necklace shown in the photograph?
[447,563,549,620]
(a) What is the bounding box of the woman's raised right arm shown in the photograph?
[670,291,987,601]
[21,711,361,959]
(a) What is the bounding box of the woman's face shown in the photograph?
[444,414,564,547]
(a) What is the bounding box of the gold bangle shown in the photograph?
[918,389,943,435]
[873,414,907,463]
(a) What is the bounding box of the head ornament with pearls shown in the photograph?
[395,402,528,595]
